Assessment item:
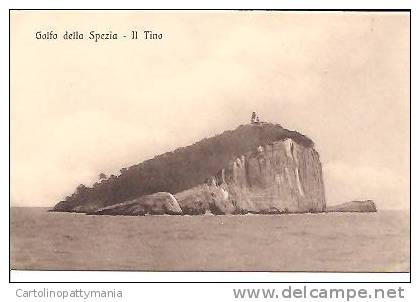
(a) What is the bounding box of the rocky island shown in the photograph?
[325,200,377,213]
[52,119,376,215]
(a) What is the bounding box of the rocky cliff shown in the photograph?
[173,138,325,214]
[325,200,377,213]
[94,192,182,216]
[53,122,326,215]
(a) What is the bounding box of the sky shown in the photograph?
[10,11,410,209]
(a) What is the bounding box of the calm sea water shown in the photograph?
[10,207,409,272]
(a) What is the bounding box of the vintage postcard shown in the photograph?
[10,10,410,273]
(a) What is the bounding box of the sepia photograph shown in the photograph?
[10,10,410,274]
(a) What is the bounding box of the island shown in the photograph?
[52,119,377,216]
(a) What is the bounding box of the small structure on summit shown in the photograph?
[250,111,260,124]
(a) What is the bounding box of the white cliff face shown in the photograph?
[174,138,326,215]
[218,139,326,213]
